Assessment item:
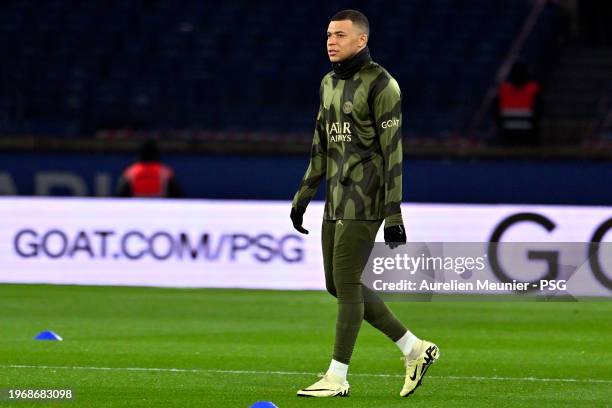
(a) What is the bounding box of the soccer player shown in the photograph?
[290,10,439,398]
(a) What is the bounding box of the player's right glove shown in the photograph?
[290,206,309,234]
[384,224,406,249]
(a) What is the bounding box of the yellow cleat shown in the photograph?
[400,340,440,397]
[297,373,350,397]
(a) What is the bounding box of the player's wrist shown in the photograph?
[292,205,306,215]
[384,213,403,228]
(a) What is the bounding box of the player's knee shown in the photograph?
[336,282,363,303]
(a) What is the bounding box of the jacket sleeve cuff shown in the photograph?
[384,213,404,228]
[292,205,306,215]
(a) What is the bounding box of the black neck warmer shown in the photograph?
[332,47,372,79]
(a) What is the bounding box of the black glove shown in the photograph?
[290,206,309,234]
[384,224,406,249]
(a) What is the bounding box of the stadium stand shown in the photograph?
[0,0,567,143]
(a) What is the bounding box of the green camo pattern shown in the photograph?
[292,61,404,226]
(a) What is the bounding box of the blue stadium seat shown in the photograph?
[0,0,565,141]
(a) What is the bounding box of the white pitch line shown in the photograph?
[2,364,611,385]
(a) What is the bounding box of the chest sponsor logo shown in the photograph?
[381,118,400,129]
[326,122,352,143]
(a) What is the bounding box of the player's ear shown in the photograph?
[359,33,368,47]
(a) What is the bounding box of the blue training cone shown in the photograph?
[34,331,63,341]
[250,402,278,408]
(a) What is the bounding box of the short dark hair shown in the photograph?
[331,9,369,36]
[138,139,161,162]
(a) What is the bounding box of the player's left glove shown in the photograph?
[384,224,406,249]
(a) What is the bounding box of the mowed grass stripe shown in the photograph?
[3,364,611,384]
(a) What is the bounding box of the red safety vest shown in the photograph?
[498,81,541,130]
[123,162,174,197]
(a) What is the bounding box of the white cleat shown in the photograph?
[297,373,350,397]
[400,340,440,397]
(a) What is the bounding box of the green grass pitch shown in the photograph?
[1,284,611,407]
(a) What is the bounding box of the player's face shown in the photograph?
[326,20,367,62]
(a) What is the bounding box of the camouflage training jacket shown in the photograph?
[292,61,404,226]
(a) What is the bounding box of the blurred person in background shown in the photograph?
[116,139,182,198]
[290,9,439,399]
[496,62,542,147]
